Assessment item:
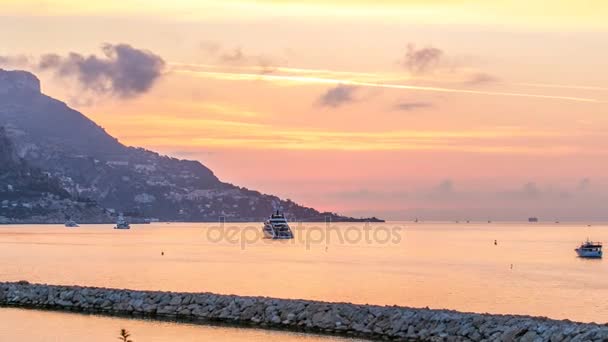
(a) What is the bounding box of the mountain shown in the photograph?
[0,69,383,223]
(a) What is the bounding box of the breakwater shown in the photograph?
[1,281,607,341]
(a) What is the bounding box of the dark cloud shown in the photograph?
[466,72,499,85]
[318,85,358,108]
[403,43,443,74]
[1,44,165,99]
[35,44,165,99]
[394,102,433,111]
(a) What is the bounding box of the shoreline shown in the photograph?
[0,218,385,225]
[2,282,607,341]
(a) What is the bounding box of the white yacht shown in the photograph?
[263,211,294,239]
[575,239,602,258]
[114,213,131,230]
[64,219,79,228]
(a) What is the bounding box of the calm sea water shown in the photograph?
[0,307,363,342]
[1,221,607,340]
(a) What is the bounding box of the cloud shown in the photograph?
[403,43,443,74]
[394,101,433,111]
[466,72,499,85]
[522,182,540,199]
[318,85,358,108]
[577,178,591,191]
[436,179,454,194]
[201,42,280,74]
[1,44,165,99]
[199,40,222,55]
[401,44,500,86]
[499,182,543,200]
[35,44,165,99]
[0,55,30,67]
[328,188,410,202]
[219,47,245,63]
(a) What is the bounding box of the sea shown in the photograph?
[1,221,607,340]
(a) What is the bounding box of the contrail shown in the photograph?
[169,62,384,79]
[175,69,601,103]
[515,82,608,92]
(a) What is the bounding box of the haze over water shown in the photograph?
[1,222,607,324]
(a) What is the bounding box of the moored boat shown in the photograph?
[262,211,294,239]
[575,239,602,258]
[64,219,79,228]
[114,213,131,230]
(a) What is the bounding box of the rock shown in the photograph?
[169,295,182,306]
[519,330,540,342]
[501,326,528,341]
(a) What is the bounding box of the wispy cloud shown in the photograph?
[110,113,596,154]
[198,43,281,74]
[394,101,433,111]
[318,85,358,108]
[403,44,443,74]
[465,72,499,85]
[171,61,608,98]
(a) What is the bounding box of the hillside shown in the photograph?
[0,127,113,223]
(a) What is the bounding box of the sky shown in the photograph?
[1,0,608,220]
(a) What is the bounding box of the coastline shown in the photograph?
[2,281,606,341]
[0,217,385,225]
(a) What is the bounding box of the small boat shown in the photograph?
[528,217,539,223]
[575,240,602,258]
[65,219,79,228]
[114,214,131,230]
[263,211,293,239]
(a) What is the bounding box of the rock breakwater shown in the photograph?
[1,281,607,341]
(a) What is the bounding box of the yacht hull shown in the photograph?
[575,249,602,258]
[263,226,293,239]
[262,212,294,240]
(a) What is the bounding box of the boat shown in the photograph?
[114,214,131,230]
[262,211,294,239]
[528,217,539,222]
[575,239,602,258]
[64,219,79,228]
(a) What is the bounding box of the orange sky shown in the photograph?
[1,0,608,220]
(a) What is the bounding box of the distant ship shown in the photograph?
[114,214,131,230]
[64,219,79,228]
[528,217,539,223]
[263,211,294,239]
[575,240,602,258]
